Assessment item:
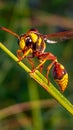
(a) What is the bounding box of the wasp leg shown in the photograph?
[17,49,23,61]
[33,52,57,82]
[39,65,44,73]
[17,48,32,62]
[46,60,56,81]
[27,58,35,70]
[36,52,57,70]
[27,58,43,73]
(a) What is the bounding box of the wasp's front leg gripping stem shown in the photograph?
[17,48,32,62]
[17,49,23,61]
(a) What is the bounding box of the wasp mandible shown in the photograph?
[0,26,73,92]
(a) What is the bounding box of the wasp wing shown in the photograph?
[42,30,73,44]
[44,39,58,44]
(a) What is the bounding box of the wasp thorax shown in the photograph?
[29,33,38,43]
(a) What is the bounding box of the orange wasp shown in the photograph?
[0,26,73,92]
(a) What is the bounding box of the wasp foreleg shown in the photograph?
[17,48,32,62]
[17,49,23,61]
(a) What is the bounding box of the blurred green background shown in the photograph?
[0,0,73,129]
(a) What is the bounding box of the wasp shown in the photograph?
[0,26,73,92]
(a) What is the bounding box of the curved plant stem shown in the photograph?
[0,42,73,115]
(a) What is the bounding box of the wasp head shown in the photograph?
[18,28,39,51]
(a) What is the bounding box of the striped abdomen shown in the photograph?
[52,62,68,92]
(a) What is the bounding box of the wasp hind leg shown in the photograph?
[33,52,57,83]
[46,60,57,84]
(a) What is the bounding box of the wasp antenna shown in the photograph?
[0,26,20,39]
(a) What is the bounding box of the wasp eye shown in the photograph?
[25,37,32,46]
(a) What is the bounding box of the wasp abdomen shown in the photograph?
[52,62,68,92]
